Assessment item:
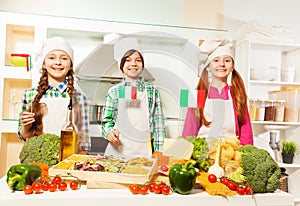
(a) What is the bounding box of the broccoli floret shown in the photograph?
[239,145,280,193]
[19,133,60,166]
[185,136,210,171]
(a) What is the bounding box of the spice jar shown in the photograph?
[275,100,285,122]
[279,167,289,192]
[255,99,266,121]
[264,100,276,121]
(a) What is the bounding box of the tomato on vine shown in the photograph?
[69,180,79,190]
[23,185,32,195]
[32,182,43,193]
[161,184,170,195]
[58,182,68,191]
[129,184,139,194]
[139,185,148,195]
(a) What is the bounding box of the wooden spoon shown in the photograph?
[208,139,224,179]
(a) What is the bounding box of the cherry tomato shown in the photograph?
[58,182,68,191]
[129,184,139,194]
[48,183,57,192]
[160,165,169,172]
[42,183,49,191]
[139,185,148,195]
[220,177,229,186]
[153,184,161,194]
[245,185,254,195]
[23,185,32,195]
[148,182,156,193]
[236,185,245,195]
[161,184,170,195]
[208,174,217,183]
[227,181,237,191]
[52,175,63,184]
[70,180,79,190]
[32,181,43,193]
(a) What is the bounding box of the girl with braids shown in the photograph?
[182,39,253,145]
[17,37,91,153]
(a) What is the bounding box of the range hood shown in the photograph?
[75,43,155,82]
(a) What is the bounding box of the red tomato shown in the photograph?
[227,181,237,191]
[160,165,169,172]
[48,183,57,192]
[139,185,148,195]
[220,177,229,186]
[208,174,217,183]
[245,185,254,195]
[148,182,156,193]
[161,184,170,195]
[42,183,48,191]
[130,184,139,194]
[32,181,43,193]
[52,175,63,184]
[236,186,245,195]
[69,180,79,190]
[153,184,161,194]
[58,182,68,191]
[23,185,32,195]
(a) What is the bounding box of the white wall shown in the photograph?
[223,0,300,42]
[1,0,300,42]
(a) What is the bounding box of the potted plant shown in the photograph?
[281,141,297,164]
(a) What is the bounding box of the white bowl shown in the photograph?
[250,67,278,81]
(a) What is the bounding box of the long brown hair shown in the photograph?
[196,66,248,127]
[28,67,76,136]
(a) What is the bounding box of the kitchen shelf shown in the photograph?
[5,24,34,66]
[251,121,300,126]
[2,78,31,120]
[249,80,300,87]
[278,162,300,168]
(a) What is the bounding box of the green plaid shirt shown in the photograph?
[18,80,91,151]
[101,78,166,151]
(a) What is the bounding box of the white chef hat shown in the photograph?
[199,38,234,72]
[35,37,73,69]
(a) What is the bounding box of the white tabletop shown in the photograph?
[0,176,294,206]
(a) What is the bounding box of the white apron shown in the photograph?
[40,96,69,136]
[198,89,236,141]
[104,91,151,158]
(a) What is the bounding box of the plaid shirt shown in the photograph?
[18,80,91,151]
[101,78,166,151]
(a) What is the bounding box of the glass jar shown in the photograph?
[275,100,285,122]
[249,99,258,121]
[264,100,276,121]
[255,99,266,121]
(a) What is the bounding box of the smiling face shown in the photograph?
[43,50,72,85]
[121,50,144,82]
[207,55,234,83]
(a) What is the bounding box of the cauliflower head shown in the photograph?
[19,133,60,166]
[239,145,281,193]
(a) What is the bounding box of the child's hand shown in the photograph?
[108,130,120,144]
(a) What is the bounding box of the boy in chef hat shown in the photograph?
[182,38,253,146]
[18,36,91,153]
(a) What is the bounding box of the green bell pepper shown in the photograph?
[169,159,197,195]
[6,163,42,191]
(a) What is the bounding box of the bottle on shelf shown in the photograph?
[60,98,78,161]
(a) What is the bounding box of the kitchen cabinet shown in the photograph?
[235,40,300,204]
[0,11,228,178]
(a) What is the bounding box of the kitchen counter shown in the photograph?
[0,176,294,206]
